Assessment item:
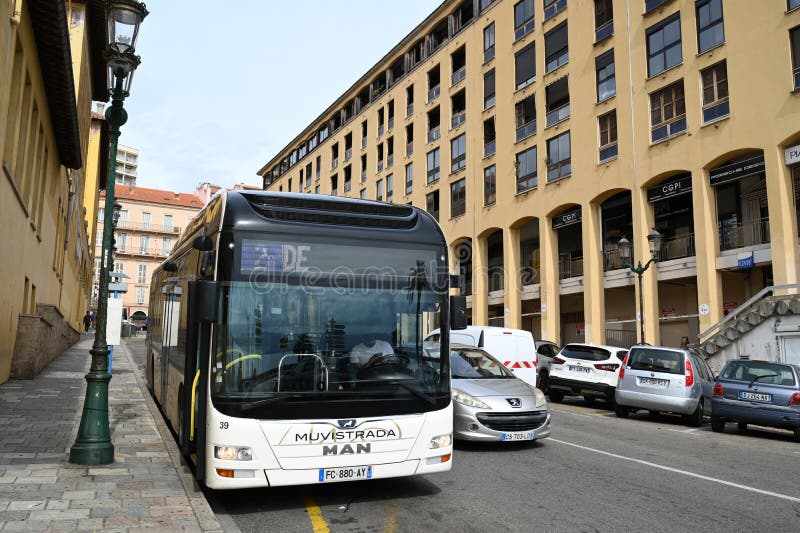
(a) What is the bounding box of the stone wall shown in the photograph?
[11,304,80,379]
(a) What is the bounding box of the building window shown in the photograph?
[701,61,729,123]
[117,233,127,251]
[596,50,616,102]
[405,163,414,195]
[377,179,384,202]
[137,263,147,284]
[361,154,367,182]
[791,26,800,90]
[331,174,338,196]
[451,134,466,173]
[406,85,414,116]
[427,106,441,142]
[544,0,566,21]
[114,261,124,273]
[696,0,724,53]
[427,148,441,184]
[162,237,172,255]
[545,76,570,126]
[426,190,440,221]
[451,179,466,218]
[515,43,536,90]
[141,212,151,229]
[547,131,571,182]
[544,22,569,74]
[645,0,670,13]
[595,0,613,42]
[98,207,105,221]
[598,111,618,162]
[344,165,353,192]
[484,117,497,157]
[305,163,312,188]
[515,94,536,141]
[484,165,497,206]
[316,156,321,179]
[484,22,496,62]
[139,235,149,254]
[650,81,686,142]
[428,65,441,102]
[646,13,682,77]
[361,120,368,148]
[514,0,535,41]
[386,174,394,203]
[136,287,145,305]
[451,90,466,129]
[406,124,414,156]
[790,0,800,11]
[360,188,366,200]
[484,69,496,109]
[315,185,320,194]
[516,145,538,193]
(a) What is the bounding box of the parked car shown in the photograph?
[547,343,628,405]
[535,340,560,393]
[710,359,800,442]
[445,344,550,442]
[425,326,538,388]
[614,346,715,426]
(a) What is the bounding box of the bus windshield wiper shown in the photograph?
[238,394,310,412]
[748,373,779,388]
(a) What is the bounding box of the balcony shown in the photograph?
[451,111,466,129]
[116,245,169,258]
[428,85,441,102]
[484,140,496,157]
[451,67,466,86]
[516,121,536,142]
[559,253,583,280]
[344,148,352,160]
[656,233,695,261]
[331,158,339,170]
[484,45,495,63]
[595,20,613,43]
[719,219,771,251]
[546,102,570,127]
[427,126,441,143]
[115,221,181,235]
[406,142,413,157]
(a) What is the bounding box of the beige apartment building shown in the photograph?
[259,0,800,348]
[0,1,107,382]
[94,186,203,322]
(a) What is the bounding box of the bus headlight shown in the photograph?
[214,445,253,461]
[452,389,490,409]
[430,433,452,449]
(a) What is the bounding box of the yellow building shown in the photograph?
[0,1,107,381]
[259,0,800,348]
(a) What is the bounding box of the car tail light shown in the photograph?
[552,357,565,365]
[595,363,620,372]
[789,392,800,406]
[713,383,724,396]
[685,359,694,387]
[619,353,630,380]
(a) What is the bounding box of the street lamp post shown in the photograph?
[618,229,663,345]
[70,0,148,466]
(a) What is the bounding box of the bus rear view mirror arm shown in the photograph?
[193,280,218,323]
[450,295,467,330]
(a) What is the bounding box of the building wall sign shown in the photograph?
[785,144,800,166]
[552,208,581,229]
[647,173,692,203]
[709,155,765,186]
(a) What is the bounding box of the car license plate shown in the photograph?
[738,391,772,402]
[640,377,668,386]
[568,365,590,373]
[318,466,372,483]
[502,431,535,441]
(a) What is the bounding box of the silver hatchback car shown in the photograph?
[447,344,551,442]
[614,345,715,426]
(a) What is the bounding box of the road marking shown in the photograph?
[385,500,398,533]
[667,428,699,434]
[549,438,800,503]
[304,496,330,533]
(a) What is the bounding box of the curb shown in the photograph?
[119,340,225,532]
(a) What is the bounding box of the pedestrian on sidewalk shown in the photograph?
[83,310,92,333]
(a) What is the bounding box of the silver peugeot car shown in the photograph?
[446,344,551,442]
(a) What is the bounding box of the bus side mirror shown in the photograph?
[163,261,178,272]
[450,295,467,330]
[193,235,213,251]
[194,280,218,323]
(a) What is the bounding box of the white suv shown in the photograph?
[547,343,629,405]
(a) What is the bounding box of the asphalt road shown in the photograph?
[124,339,800,532]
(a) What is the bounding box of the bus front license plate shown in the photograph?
[502,431,534,441]
[319,466,373,483]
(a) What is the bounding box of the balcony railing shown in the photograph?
[451,66,466,86]
[484,140,496,157]
[331,158,339,169]
[595,20,613,42]
[427,126,441,143]
[451,111,466,129]
[388,117,394,130]
[546,102,570,127]
[719,219,771,251]
[657,233,695,262]
[559,253,583,280]
[361,138,367,149]
[603,248,624,272]
[428,85,441,102]
[378,124,385,137]
[344,148,352,160]
[377,160,384,172]
[407,103,414,116]
[605,329,637,349]
[516,120,536,141]
[406,142,413,157]
[117,245,170,258]
[115,221,181,234]
[387,154,394,168]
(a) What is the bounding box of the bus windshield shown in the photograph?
[211,238,449,417]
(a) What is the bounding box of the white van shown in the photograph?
[425,326,538,387]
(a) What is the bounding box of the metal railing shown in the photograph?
[718,219,770,251]
[559,253,583,280]
[657,233,695,261]
[115,221,181,234]
[546,102,570,127]
[117,246,170,258]
[605,329,637,349]
[451,67,466,86]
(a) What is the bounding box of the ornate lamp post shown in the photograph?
[70,0,148,466]
[619,229,663,345]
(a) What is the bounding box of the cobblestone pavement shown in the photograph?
[0,333,223,532]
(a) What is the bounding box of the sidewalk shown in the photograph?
[0,333,223,532]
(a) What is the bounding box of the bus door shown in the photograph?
[161,283,181,405]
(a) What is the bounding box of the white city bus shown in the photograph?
[146,191,465,489]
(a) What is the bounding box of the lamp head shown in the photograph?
[647,228,663,256]
[618,236,631,263]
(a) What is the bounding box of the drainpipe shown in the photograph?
[11,0,22,24]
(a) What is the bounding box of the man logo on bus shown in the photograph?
[337,419,357,429]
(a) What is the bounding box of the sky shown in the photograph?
[119,0,444,195]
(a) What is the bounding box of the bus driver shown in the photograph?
[350,336,395,367]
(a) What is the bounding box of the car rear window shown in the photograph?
[561,345,611,361]
[628,348,685,375]
[721,361,797,386]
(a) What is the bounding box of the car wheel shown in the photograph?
[548,391,564,403]
[538,372,550,394]
[737,422,747,431]
[687,400,704,427]
[614,404,630,418]
[711,416,725,433]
